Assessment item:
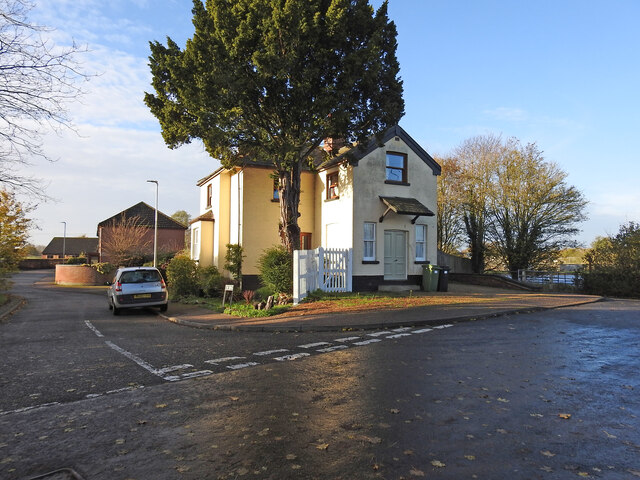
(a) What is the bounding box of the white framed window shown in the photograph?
[415,224,426,261]
[363,222,376,261]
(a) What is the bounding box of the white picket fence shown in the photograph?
[293,247,353,304]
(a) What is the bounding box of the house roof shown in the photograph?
[42,237,99,255]
[190,210,215,224]
[97,202,187,231]
[379,196,435,224]
[194,124,441,184]
[318,125,441,175]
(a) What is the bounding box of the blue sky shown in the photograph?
[23,0,640,247]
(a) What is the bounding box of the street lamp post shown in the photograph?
[61,221,67,261]
[147,180,158,267]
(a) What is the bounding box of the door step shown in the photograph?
[378,284,421,292]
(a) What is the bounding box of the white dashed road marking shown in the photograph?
[367,331,392,337]
[353,338,382,346]
[158,364,193,374]
[413,328,433,334]
[274,353,311,361]
[317,345,349,353]
[298,342,331,349]
[205,356,246,365]
[84,320,104,338]
[387,333,412,339]
[227,362,260,370]
[335,336,360,342]
[254,349,289,356]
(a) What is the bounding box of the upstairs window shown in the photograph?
[326,171,339,200]
[206,184,212,208]
[386,152,407,183]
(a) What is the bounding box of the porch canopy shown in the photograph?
[378,196,435,224]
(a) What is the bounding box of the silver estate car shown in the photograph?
[107,267,168,315]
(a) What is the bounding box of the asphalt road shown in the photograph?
[1,271,639,479]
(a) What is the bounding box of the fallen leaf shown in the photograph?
[257,428,270,437]
[236,467,249,475]
[390,408,400,414]
[628,470,640,477]
[137,420,147,425]
[464,455,476,461]
[285,454,297,461]
[558,413,571,419]
[291,464,301,470]
[230,396,239,401]
[602,430,617,439]
[578,472,589,477]
[316,443,329,450]
[360,435,382,444]
[404,449,414,455]
[115,438,125,445]
[431,460,446,468]
[497,398,509,403]
[410,468,425,476]
[530,413,544,418]
[540,450,556,457]
[496,429,507,434]
[155,403,167,409]
[540,466,553,472]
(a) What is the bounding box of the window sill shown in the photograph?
[362,260,379,264]
[414,260,430,264]
[324,196,340,202]
[384,180,410,186]
[270,198,279,203]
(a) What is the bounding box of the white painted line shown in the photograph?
[335,336,360,342]
[386,333,412,339]
[297,342,330,349]
[274,353,311,361]
[353,339,382,346]
[367,331,392,337]
[84,320,104,338]
[253,349,289,356]
[226,362,260,370]
[165,370,214,381]
[433,324,454,329]
[105,386,141,395]
[205,356,246,365]
[391,327,412,332]
[104,341,164,379]
[413,328,433,334]
[0,402,61,416]
[158,364,193,374]
[317,345,348,353]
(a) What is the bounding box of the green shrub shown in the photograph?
[199,265,224,297]
[166,255,199,299]
[258,245,293,294]
[65,255,87,265]
[224,244,244,281]
[255,286,275,301]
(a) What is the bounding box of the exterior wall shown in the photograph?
[191,220,214,265]
[351,136,438,282]
[194,173,231,271]
[316,163,354,249]
[55,265,112,285]
[240,168,316,276]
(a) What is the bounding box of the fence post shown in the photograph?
[347,248,353,292]
[293,250,301,305]
[317,247,324,291]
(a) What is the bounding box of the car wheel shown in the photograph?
[108,300,113,310]
[159,304,168,313]
[112,306,120,316]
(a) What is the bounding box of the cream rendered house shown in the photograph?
[190,125,440,291]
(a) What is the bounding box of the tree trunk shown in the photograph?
[464,213,485,273]
[278,163,301,254]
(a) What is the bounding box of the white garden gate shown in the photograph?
[293,247,353,304]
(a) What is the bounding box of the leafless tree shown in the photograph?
[101,215,152,267]
[0,0,88,196]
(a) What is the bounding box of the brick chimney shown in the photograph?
[322,137,346,154]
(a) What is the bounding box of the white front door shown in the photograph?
[384,230,407,280]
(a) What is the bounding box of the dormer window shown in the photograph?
[326,171,339,200]
[385,152,407,184]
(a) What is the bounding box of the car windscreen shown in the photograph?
[120,270,161,284]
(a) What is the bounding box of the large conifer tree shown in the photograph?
[145,0,404,252]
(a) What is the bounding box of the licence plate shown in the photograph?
[134,294,152,299]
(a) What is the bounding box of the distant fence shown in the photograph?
[437,250,472,273]
[516,270,578,286]
[293,247,352,305]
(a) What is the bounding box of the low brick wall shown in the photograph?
[450,273,540,291]
[19,259,61,270]
[55,265,112,286]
